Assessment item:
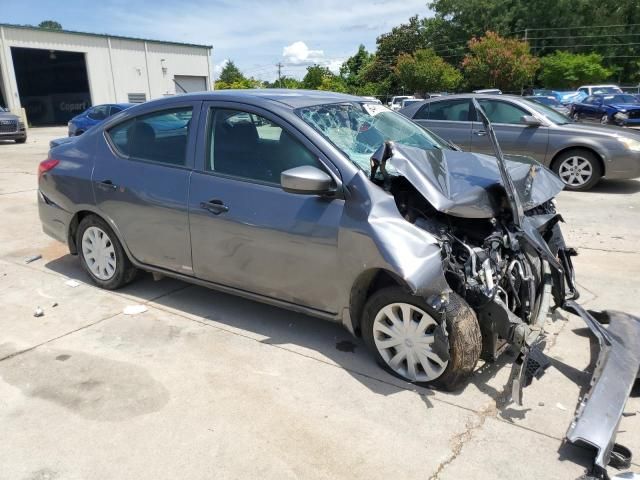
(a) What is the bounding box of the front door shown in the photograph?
[189,104,344,313]
[470,98,549,163]
[92,103,199,273]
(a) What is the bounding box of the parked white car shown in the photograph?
[388,95,413,111]
[577,85,622,96]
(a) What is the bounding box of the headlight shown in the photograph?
[614,112,629,120]
[618,137,640,151]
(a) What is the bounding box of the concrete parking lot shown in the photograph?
[1,127,638,480]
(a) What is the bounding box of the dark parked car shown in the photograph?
[400,94,640,190]
[68,103,134,136]
[38,91,639,470]
[0,106,27,143]
[570,94,640,127]
[525,95,570,116]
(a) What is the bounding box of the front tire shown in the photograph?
[15,137,26,144]
[361,287,481,391]
[77,215,137,289]
[552,149,602,191]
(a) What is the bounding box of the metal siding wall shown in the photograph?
[0,26,211,111]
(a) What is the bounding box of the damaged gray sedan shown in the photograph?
[38,90,639,474]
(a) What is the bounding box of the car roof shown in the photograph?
[150,89,366,109]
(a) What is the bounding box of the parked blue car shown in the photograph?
[68,103,134,136]
[570,94,640,126]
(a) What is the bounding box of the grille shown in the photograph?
[627,110,640,119]
[0,119,18,133]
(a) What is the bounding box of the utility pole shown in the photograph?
[276,62,283,88]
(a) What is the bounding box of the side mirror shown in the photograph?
[521,115,541,126]
[281,165,334,195]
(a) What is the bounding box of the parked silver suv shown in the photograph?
[400,94,640,190]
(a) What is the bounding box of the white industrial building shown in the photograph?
[0,23,212,125]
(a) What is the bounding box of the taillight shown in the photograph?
[38,159,59,179]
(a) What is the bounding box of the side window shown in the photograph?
[109,106,123,116]
[416,99,471,121]
[207,108,323,184]
[477,100,528,124]
[87,105,109,121]
[578,88,588,94]
[107,107,193,166]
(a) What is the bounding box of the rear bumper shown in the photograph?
[38,190,72,245]
[563,300,640,468]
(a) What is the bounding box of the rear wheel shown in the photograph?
[361,287,481,391]
[77,215,137,289]
[552,149,602,191]
[572,112,581,122]
[600,114,609,125]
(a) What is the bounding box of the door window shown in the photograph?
[109,106,123,116]
[206,109,322,184]
[87,105,109,120]
[107,107,193,166]
[415,99,471,121]
[476,100,528,124]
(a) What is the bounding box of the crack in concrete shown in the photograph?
[0,188,37,196]
[577,246,639,255]
[429,404,496,480]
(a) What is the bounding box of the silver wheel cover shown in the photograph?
[600,114,609,124]
[373,302,448,382]
[558,156,593,187]
[82,226,117,280]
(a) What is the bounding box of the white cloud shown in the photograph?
[94,0,430,80]
[282,41,324,64]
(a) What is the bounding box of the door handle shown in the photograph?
[473,130,487,136]
[97,179,118,191]
[200,199,229,215]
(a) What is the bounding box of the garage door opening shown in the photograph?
[11,47,91,126]
[174,75,207,93]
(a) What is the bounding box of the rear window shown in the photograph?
[107,107,192,166]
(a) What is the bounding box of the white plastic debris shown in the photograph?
[123,305,147,315]
[25,254,42,264]
[64,279,81,288]
[556,402,567,411]
[33,307,44,317]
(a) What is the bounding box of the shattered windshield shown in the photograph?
[297,102,449,171]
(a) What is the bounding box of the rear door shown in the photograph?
[188,102,344,313]
[93,101,200,273]
[411,98,473,149]
[470,98,549,162]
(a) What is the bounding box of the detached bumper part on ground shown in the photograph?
[564,301,640,470]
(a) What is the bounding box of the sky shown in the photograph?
[0,0,430,81]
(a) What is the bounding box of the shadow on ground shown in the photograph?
[43,250,598,454]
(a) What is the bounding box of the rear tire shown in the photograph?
[361,287,481,391]
[600,114,609,125]
[76,215,137,290]
[552,149,602,191]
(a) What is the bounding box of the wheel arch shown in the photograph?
[348,268,411,336]
[67,209,133,262]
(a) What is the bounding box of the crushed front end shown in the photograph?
[368,109,639,472]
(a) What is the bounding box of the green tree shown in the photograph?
[38,20,62,30]
[396,49,462,96]
[362,16,429,87]
[217,60,245,84]
[215,78,263,90]
[539,51,611,88]
[264,76,302,89]
[340,45,374,87]
[462,32,539,92]
[302,65,331,89]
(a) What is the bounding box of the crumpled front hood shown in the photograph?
[385,145,565,218]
